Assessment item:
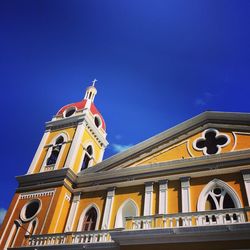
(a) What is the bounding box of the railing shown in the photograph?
[25,229,114,247]
[23,209,247,247]
[126,208,246,230]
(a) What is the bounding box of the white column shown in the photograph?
[144,182,154,216]
[101,187,115,229]
[159,180,168,214]
[64,121,85,170]
[242,171,250,206]
[64,193,81,232]
[180,177,191,212]
[27,130,50,174]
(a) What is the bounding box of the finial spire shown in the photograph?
[84,79,98,104]
[92,79,98,87]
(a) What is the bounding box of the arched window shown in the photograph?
[197,179,242,211]
[81,145,93,170]
[26,218,38,236]
[82,207,97,231]
[46,136,64,166]
[4,220,21,250]
[115,199,138,228]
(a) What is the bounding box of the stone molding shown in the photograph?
[20,190,55,199]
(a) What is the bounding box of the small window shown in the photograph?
[64,107,76,118]
[81,145,93,170]
[46,136,64,166]
[82,207,97,231]
[94,116,101,128]
[20,200,41,222]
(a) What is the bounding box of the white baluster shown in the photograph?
[176,217,179,227]
[163,218,166,228]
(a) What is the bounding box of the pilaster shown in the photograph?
[180,177,191,212]
[144,182,154,216]
[64,192,81,232]
[101,187,115,229]
[27,130,50,174]
[242,170,250,206]
[159,180,168,214]
[64,121,85,171]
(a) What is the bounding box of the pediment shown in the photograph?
[128,128,250,168]
[83,111,250,174]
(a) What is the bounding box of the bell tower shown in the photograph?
[27,80,108,175]
[0,82,108,249]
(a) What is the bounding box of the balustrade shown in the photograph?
[127,208,246,230]
[26,230,113,247]
[24,208,247,247]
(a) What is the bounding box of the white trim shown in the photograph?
[197,178,242,211]
[54,193,71,233]
[159,180,168,214]
[101,188,115,229]
[20,199,42,222]
[65,192,81,232]
[77,203,101,231]
[231,131,238,151]
[180,177,191,212]
[242,172,250,206]
[143,182,154,216]
[40,189,56,233]
[41,132,69,172]
[26,218,38,236]
[27,130,50,174]
[94,114,102,129]
[63,106,76,118]
[64,122,86,170]
[115,199,139,228]
[4,219,21,250]
[20,190,55,199]
[0,195,20,245]
[193,128,230,155]
[78,141,95,172]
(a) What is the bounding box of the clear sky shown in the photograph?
[0,0,249,222]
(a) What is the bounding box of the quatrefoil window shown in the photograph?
[193,129,230,155]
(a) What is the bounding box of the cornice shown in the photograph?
[76,149,250,190]
[15,150,250,193]
[45,111,108,147]
[45,114,86,130]
[16,168,77,190]
[84,115,108,147]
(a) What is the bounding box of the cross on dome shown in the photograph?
[92,79,98,86]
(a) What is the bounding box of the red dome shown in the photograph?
[57,99,106,131]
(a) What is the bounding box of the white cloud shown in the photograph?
[111,143,133,153]
[0,208,7,224]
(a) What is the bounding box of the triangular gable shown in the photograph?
[82,111,250,174]
[128,129,250,168]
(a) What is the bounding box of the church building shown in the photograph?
[1,83,250,250]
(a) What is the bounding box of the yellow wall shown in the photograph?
[110,185,144,229]
[190,172,248,212]
[73,127,103,173]
[131,130,250,167]
[34,127,76,173]
[48,186,71,233]
[72,190,106,231]
[168,180,181,213]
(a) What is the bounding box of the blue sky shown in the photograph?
[0,0,249,221]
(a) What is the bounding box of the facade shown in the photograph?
[1,84,250,250]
